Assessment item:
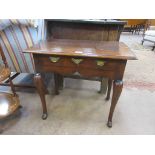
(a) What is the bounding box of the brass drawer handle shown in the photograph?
[49,57,60,63]
[96,60,105,66]
[71,58,83,65]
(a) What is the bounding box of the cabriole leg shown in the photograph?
[34,73,48,120]
[107,80,123,128]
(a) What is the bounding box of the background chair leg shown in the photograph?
[8,76,17,97]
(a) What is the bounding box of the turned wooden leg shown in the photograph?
[34,73,48,120]
[107,80,123,128]
[54,73,59,95]
[106,79,112,100]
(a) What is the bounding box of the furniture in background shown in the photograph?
[45,19,126,93]
[0,19,45,88]
[142,26,155,51]
[134,24,146,35]
[0,45,20,119]
[24,39,136,127]
[122,19,148,34]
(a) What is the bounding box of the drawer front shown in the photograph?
[34,55,76,68]
[33,54,126,79]
[34,54,118,72]
[78,58,117,70]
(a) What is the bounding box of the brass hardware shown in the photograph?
[49,57,60,63]
[96,60,105,66]
[72,58,83,65]
[73,71,81,76]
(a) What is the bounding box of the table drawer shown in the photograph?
[34,55,118,72]
[34,55,76,68]
[78,58,117,70]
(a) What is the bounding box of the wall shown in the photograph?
[149,19,155,26]
[121,19,147,25]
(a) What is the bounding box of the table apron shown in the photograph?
[33,54,126,80]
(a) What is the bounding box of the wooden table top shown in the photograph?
[24,39,137,60]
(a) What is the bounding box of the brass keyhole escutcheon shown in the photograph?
[71,58,83,65]
[96,60,105,66]
[49,57,60,63]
